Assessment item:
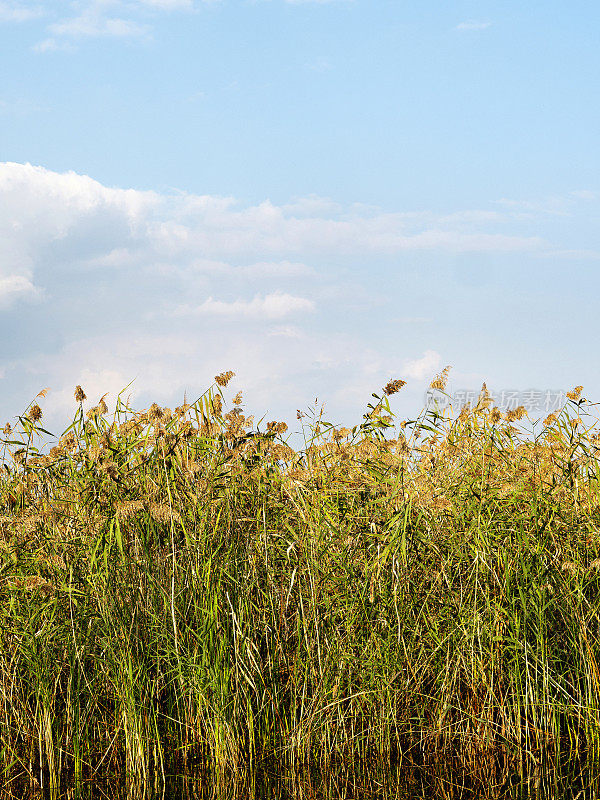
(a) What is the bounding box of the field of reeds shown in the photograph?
[1,368,600,793]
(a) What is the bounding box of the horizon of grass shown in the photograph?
[1,369,600,793]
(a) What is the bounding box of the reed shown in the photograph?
[1,371,600,790]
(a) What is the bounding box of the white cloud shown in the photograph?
[138,0,194,8]
[49,11,149,41]
[0,2,43,22]
[455,21,492,31]
[0,161,550,314]
[33,38,75,52]
[402,350,442,381]
[32,0,211,49]
[237,260,315,278]
[176,292,316,319]
[268,325,304,338]
[0,275,38,306]
[0,97,49,114]
[0,161,578,434]
[494,191,600,218]
[282,194,342,216]
[570,190,598,201]
[285,0,352,4]
[305,57,333,72]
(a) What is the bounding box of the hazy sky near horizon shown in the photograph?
[1,0,599,433]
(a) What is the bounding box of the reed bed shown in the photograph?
[1,370,600,791]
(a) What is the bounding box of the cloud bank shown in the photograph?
[0,161,578,433]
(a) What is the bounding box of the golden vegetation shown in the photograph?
[1,370,600,791]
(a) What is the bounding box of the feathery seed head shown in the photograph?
[429,366,452,391]
[116,500,145,520]
[28,404,43,422]
[149,503,181,525]
[567,385,584,402]
[3,423,11,436]
[333,427,351,442]
[561,561,580,577]
[505,406,526,422]
[47,553,66,570]
[149,403,164,421]
[215,370,235,387]
[490,407,502,424]
[267,421,288,435]
[457,405,470,422]
[383,378,406,396]
[74,385,87,403]
[101,462,119,481]
[233,391,243,405]
[9,575,54,595]
[475,382,492,411]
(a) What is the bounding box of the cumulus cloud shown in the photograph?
[402,350,442,381]
[0,275,38,306]
[176,292,315,319]
[48,14,149,41]
[0,161,546,310]
[0,161,575,433]
[0,2,43,22]
[455,21,492,31]
[31,0,209,49]
[0,160,549,321]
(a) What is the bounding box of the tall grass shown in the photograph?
[1,371,600,791]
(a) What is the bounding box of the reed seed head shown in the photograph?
[383,379,406,396]
[215,370,235,387]
[9,575,54,595]
[505,406,526,422]
[267,421,288,435]
[490,407,502,424]
[567,385,584,401]
[101,462,119,480]
[149,403,164,421]
[475,382,492,411]
[28,404,43,422]
[74,385,87,403]
[429,366,451,391]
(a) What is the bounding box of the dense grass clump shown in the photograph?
[1,371,600,790]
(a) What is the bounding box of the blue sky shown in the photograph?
[1,0,599,433]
